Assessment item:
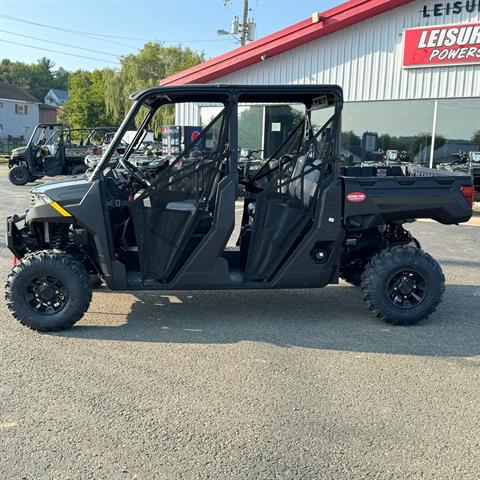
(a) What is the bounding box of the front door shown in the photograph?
[131,103,232,283]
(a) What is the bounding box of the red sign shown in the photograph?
[191,130,200,142]
[403,23,480,68]
[346,192,366,203]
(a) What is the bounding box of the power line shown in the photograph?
[0,39,121,65]
[0,14,140,49]
[0,13,227,46]
[0,29,120,58]
[0,13,146,41]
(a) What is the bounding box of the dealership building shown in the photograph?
[161,0,480,166]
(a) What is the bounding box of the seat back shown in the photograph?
[287,155,322,207]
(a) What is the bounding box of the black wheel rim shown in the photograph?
[12,169,26,181]
[386,269,427,309]
[24,275,69,315]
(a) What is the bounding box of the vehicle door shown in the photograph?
[64,129,90,164]
[245,103,340,282]
[35,126,64,175]
[131,101,233,283]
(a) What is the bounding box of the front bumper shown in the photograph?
[6,214,26,258]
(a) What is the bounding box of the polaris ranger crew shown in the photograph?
[8,124,117,185]
[5,85,474,332]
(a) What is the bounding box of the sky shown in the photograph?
[0,0,343,71]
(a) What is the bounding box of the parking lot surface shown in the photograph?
[0,167,479,479]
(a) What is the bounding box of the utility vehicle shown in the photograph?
[438,151,480,202]
[8,124,117,185]
[5,85,474,332]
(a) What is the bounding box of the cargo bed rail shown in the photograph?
[407,165,467,177]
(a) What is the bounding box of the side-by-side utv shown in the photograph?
[8,124,117,186]
[5,85,474,332]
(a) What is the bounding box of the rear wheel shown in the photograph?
[361,245,444,325]
[341,236,421,287]
[8,165,30,185]
[5,251,92,332]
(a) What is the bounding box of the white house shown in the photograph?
[44,88,68,107]
[0,83,41,140]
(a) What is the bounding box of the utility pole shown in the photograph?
[240,0,249,46]
[218,0,256,46]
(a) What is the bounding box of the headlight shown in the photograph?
[33,193,52,206]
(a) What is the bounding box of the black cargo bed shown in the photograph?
[340,165,472,229]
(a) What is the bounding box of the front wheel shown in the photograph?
[8,165,30,185]
[5,251,92,332]
[361,246,445,325]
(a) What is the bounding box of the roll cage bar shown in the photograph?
[27,123,70,148]
[90,84,343,181]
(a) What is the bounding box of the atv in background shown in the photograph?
[7,124,117,186]
[437,150,480,201]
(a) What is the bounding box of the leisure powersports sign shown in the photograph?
[403,22,480,67]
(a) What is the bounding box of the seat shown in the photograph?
[165,199,196,212]
[287,156,322,207]
[247,155,321,219]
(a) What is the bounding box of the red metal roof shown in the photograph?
[161,0,414,86]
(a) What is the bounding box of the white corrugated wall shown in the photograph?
[175,102,200,126]
[216,0,480,101]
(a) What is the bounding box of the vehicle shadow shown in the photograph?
[56,283,480,358]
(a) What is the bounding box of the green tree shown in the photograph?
[472,129,480,145]
[0,57,69,100]
[341,130,361,157]
[61,69,113,128]
[104,43,204,135]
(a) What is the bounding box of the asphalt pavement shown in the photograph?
[0,166,479,479]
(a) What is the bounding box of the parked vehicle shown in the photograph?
[238,148,263,178]
[385,149,399,162]
[437,150,480,201]
[468,151,480,201]
[8,124,117,186]
[5,85,473,332]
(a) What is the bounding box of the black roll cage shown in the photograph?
[27,123,69,148]
[90,84,343,182]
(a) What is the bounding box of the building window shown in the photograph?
[238,105,264,153]
[433,99,480,165]
[341,100,435,165]
[15,104,28,115]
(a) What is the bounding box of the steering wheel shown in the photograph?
[33,145,48,161]
[119,158,151,188]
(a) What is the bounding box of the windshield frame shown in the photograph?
[27,124,68,148]
[89,91,234,181]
